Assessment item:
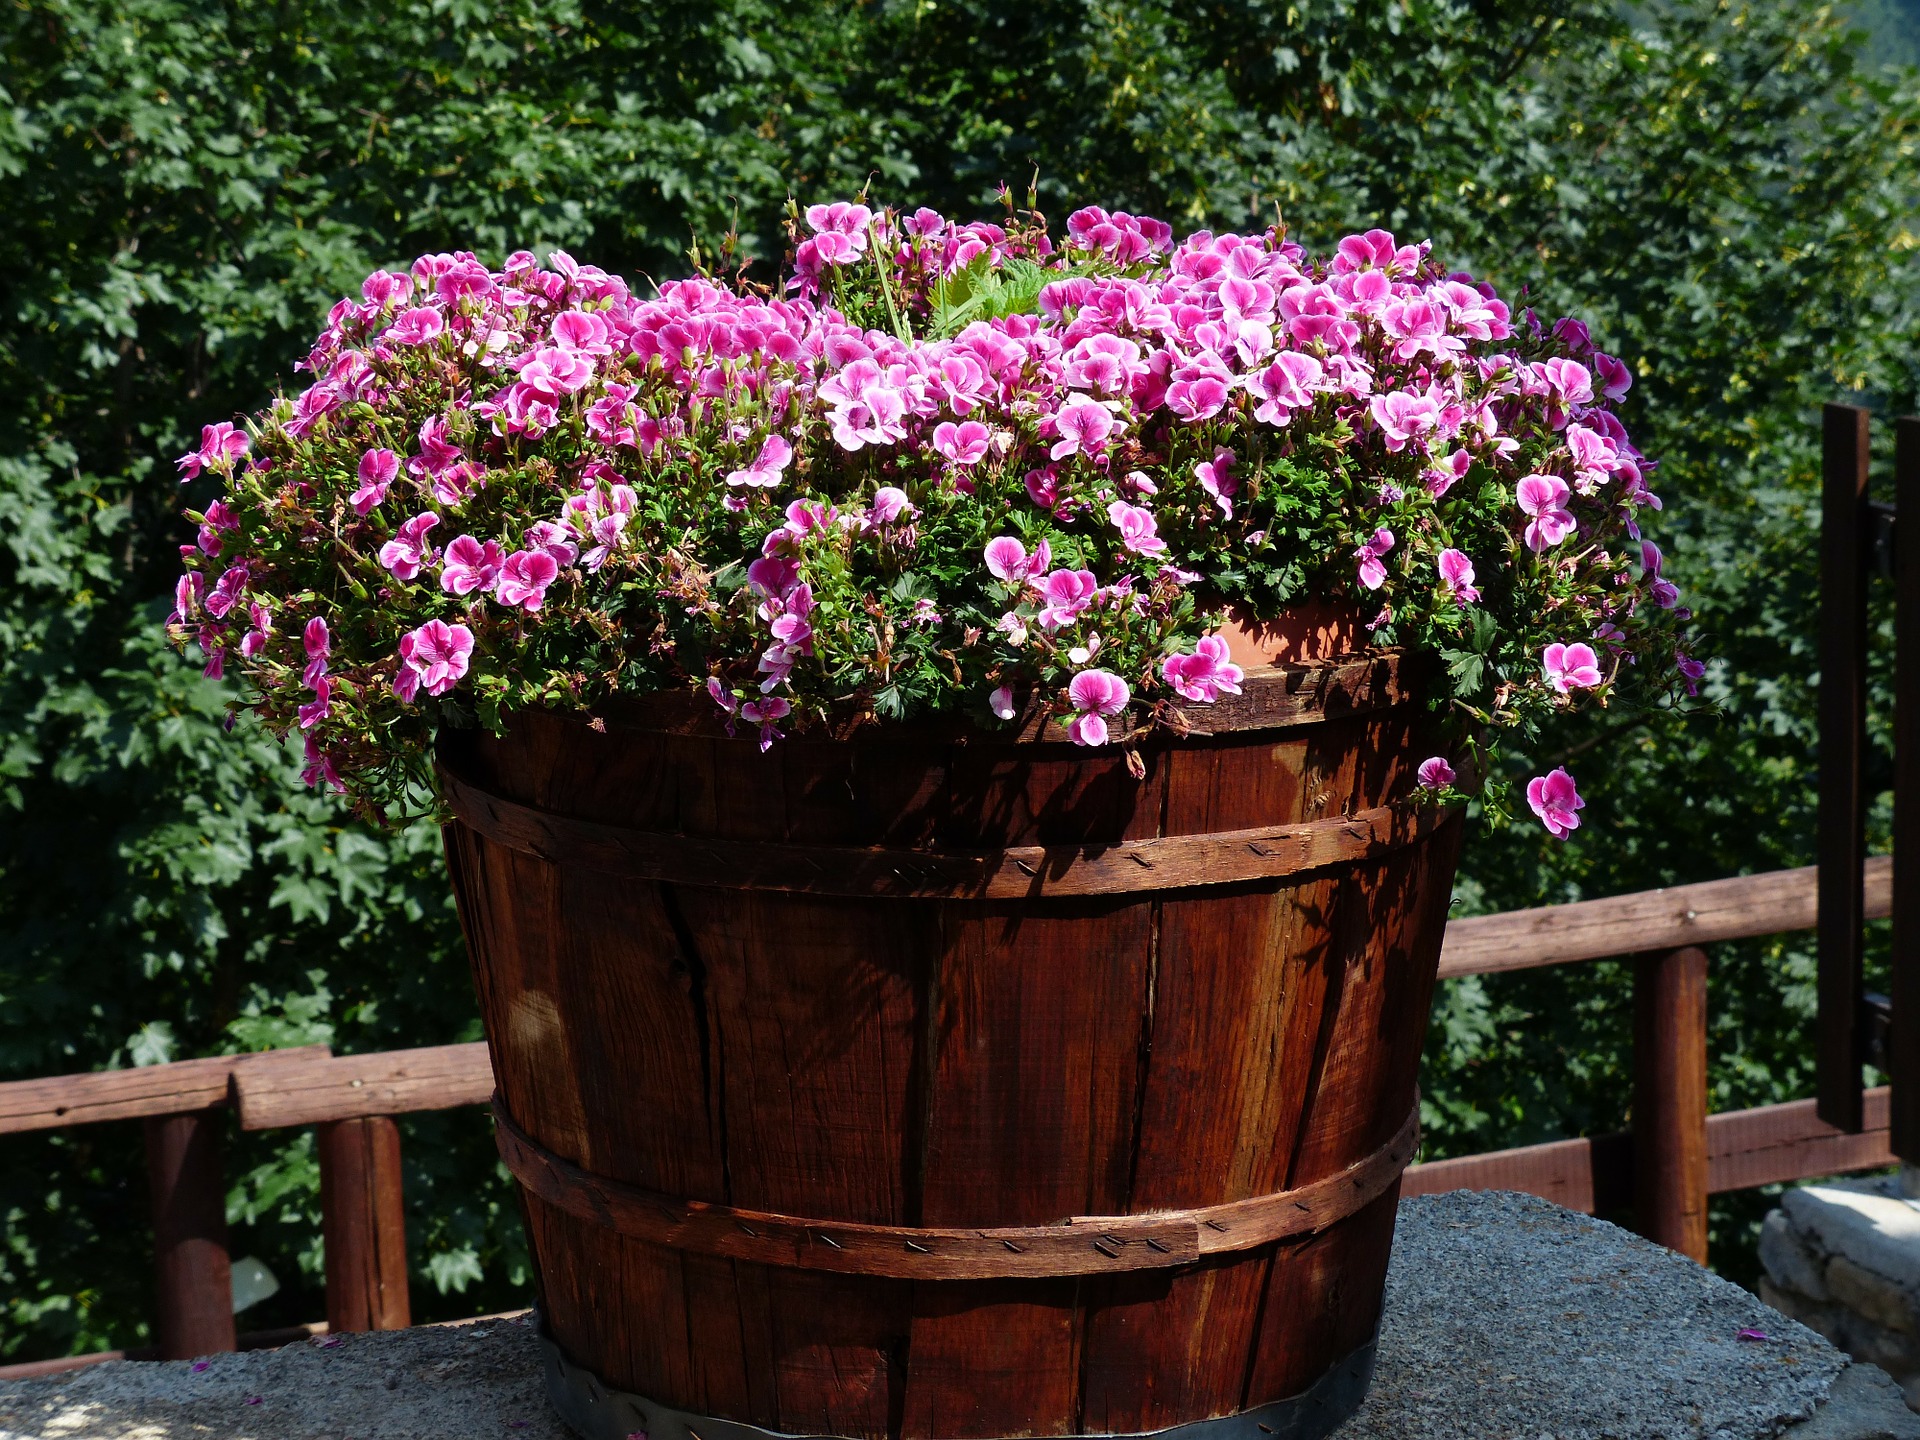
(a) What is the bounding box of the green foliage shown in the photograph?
[3,0,1915,1355]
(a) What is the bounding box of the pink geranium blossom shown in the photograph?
[1355,528,1395,590]
[1194,449,1237,518]
[1527,767,1585,839]
[302,617,330,687]
[1161,636,1244,704]
[1543,642,1603,694]
[351,449,399,514]
[176,422,250,481]
[495,549,560,611]
[984,536,1050,583]
[1049,396,1117,460]
[933,420,992,467]
[1037,568,1099,629]
[869,486,915,525]
[440,535,504,595]
[395,620,474,699]
[1417,756,1456,789]
[1065,668,1130,746]
[1516,475,1576,551]
[383,306,445,347]
[297,676,332,730]
[1437,548,1479,604]
[378,512,441,581]
[1107,500,1167,556]
[727,435,794,489]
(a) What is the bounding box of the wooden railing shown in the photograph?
[0,855,1900,1376]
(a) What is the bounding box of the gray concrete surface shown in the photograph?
[3,1191,1916,1440]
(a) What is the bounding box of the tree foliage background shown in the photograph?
[3,0,1916,1356]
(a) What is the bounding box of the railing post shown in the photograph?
[143,1111,237,1359]
[1818,402,1871,1133]
[318,1115,411,1331]
[1894,417,1920,1165]
[1633,946,1710,1263]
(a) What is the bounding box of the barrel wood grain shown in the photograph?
[441,651,1459,1439]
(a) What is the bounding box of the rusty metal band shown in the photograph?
[538,1314,1377,1440]
[494,1097,1418,1281]
[439,763,1452,900]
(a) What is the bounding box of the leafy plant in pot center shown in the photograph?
[170,194,1695,1440]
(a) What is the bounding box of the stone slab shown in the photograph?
[2,1191,1916,1440]
[1782,1180,1920,1298]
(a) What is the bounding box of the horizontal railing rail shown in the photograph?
[0,855,1898,1374]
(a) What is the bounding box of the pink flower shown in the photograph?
[1676,650,1706,696]
[1541,357,1594,408]
[989,685,1017,721]
[514,345,595,396]
[869,486,915,525]
[805,200,874,240]
[378,512,441,581]
[397,619,475,698]
[1516,475,1576,551]
[171,571,204,624]
[302,616,331,687]
[1194,448,1237,518]
[1049,396,1116,460]
[585,386,639,448]
[297,675,332,730]
[1024,466,1060,509]
[1369,390,1442,453]
[204,563,248,619]
[196,500,239,556]
[1437,548,1480,604]
[1417,756,1456,789]
[525,520,579,567]
[933,420,992,467]
[1037,568,1099,629]
[383,306,445,346]
[1107,500,1167,556]
[1066,668,1131,747]
[983,536,1049,583]
[1543,642,1603,694]
[441,535,505,595]
[361,269,412,309]
[1594,352,1632,402]
[550,309,614,355]
[175,422,250,480]
[351,449,399,515]
[1248,352,1322,426]
[1161,636,1245,704]
[739,695,791,751]
[1355,528,1395,591]
[1166,372,1231,423]
[820,360,908,451]
[727,434,793,489]
[495,549,560,611]
[300,737,345,793]
[1526,767,1585,839]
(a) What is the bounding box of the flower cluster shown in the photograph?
[168,196,1697,833]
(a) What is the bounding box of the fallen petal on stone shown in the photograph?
[1737,1328,1769,1342]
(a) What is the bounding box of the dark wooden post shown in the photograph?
[1634,946,1710,1263]
[318,1116,411,1331]
[1819,403,1871,1133]
[143,1112,237,1359]
[1895,418,1920,1164]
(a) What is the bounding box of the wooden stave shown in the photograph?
[442,649,1457,1438]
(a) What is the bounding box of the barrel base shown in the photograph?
[537,1314,1378,1440]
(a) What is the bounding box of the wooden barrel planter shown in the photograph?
[438,634,1462,1440]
